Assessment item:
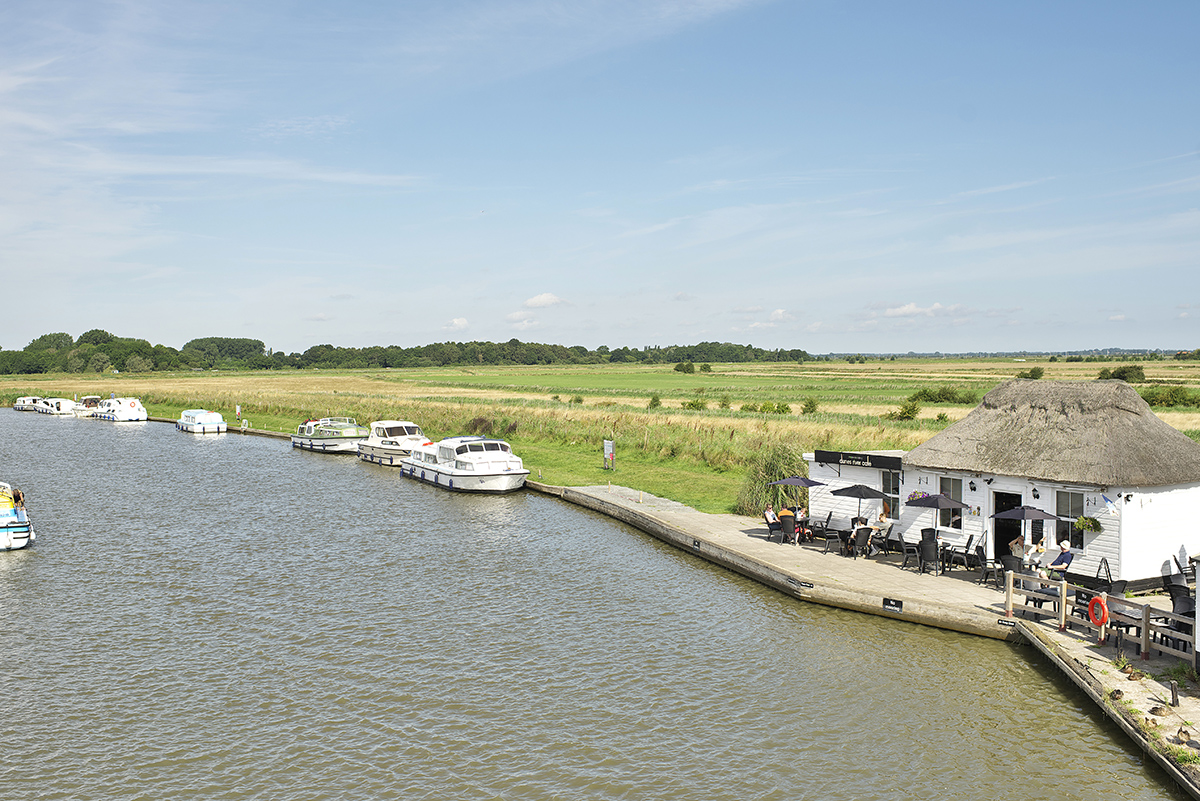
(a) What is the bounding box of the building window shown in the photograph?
[939,477,963,529]
[882,471,900,520]
[1056,491,1085,549]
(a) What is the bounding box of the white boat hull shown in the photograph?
[400,462,529,493]
[291,435,364,453]
[2,518,35,550]
[357,443,415,466]
[178,421,228,434]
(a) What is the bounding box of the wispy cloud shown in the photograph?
[445,317,468,331]
[523,292,565,308]
[251,115,350,139]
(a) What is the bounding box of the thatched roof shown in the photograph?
[904,379,1200,487]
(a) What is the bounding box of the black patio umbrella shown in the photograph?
[831,484,889,518]
[905,493,970,529]
[768,476,824,511]
[991,505,1060,551]
[768,476,825,488]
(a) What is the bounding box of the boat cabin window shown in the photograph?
[405,426,423,435]
[469,443,485,452]
[484,443,502,451]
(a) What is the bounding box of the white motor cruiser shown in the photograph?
[357,420,427,466]
[177,409,228,434]
[291,417,369,453]
[94,397,149,422]
[0,482,35,551]
[35,397,78,415]
[13,397,42,412]
[400,435,530,494]
[72,396,103,417]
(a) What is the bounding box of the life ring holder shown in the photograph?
[1088,596,1109,627]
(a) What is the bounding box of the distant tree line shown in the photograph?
[0,332,812,374]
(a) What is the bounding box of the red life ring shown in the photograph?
[129,401,135,407]
[1088,596,1109,627]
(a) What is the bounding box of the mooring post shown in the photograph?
[1004,570,1013,618]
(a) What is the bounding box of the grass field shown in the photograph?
[5,358,1198,514]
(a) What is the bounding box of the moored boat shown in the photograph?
[72,396,102,417]
[399,435,529,493]
[357,420,426,466]
[94,397,149,422]
[13,397,42,412]
[0,482,35,551]
[291,417,369,453]
[35,397,78,415]
[177,409,228,434]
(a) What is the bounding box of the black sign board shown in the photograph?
[882,598,903,614]
[815,449,903,472]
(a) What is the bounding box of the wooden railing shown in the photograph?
[1004,571,1196,666]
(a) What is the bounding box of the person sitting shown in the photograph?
[795,506,813,542]
[763,504,781,539]
[1042,540,1074,580]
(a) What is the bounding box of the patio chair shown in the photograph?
[1167,582,1193,604]
[823,526,844,554]
[847,527,872,559]
[780,513,796,544]
[763,513,783,542]
[974,545,1000,588]
[810,511,834,541]
[945,535,975,572]
[917,539,940,575]
[897,529,920,569]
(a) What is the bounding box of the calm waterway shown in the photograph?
[0,408,1186,800]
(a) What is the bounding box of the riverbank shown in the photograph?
[527,480,1200,798]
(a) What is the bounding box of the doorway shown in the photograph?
[993,491,1022,560]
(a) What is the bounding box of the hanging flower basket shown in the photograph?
[1074,516,1102,532]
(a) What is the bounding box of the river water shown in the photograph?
[0,408,1185,800]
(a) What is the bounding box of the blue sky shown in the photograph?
[2,0,1198,355]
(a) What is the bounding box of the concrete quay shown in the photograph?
[529,481,1200,799]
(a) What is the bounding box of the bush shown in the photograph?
[740,403,759,413]
[647,393,662,409]
[908,386,978,405]
[674,361,695,373]
[1016,366,1044,379]
[758,401,776,414]
[699,363,712,373]
[774,402,791,415]
[1141,385,1200,407]
[1110,364,1145,383]
[718,395,731,409]
[570,395,584,405]
[885,399,921,421]
[682,398,708,411]
[802,397,818,414]
[735,441,809,515]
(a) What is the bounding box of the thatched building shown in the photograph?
[902,379,1200,587]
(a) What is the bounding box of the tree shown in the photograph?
[77,329,116,346]
[1110,364,1145,383]
[87,353,112,373]
[24,332,73,351]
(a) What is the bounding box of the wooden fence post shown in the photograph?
[1004,570,1014,617]
[1142,604,1152,660]
[1057,577,1068,631]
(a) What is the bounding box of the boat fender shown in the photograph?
[1089,596,1109,627]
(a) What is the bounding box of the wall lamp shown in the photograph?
[1125,494,1133,502]
[984,478,994,485]
[1032,488,1040,499]
[968,481,977,492]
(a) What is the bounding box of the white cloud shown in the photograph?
[1109,314,1127,322]
[445,317,468,331]
[882,302,963,318]
[523,292,565,308]
[506,310,534,322]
